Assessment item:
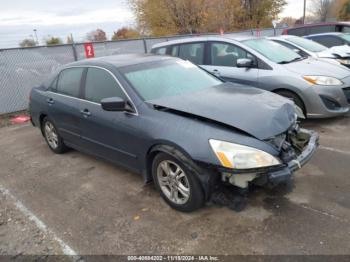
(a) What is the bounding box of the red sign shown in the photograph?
[84,43,95,58]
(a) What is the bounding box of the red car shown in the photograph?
[282,22,350,36]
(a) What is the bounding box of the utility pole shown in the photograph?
[302,0,307,24]
[33,29,39,45]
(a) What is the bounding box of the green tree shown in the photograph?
[19,38,36,47]
[111,27,141,40]
[45,37,63,46]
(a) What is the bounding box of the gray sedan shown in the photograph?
[29,54,318,212]
[151,36,350,118]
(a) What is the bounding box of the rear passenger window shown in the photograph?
[179,43,204,64]
[57,68,84,97]
[154,47,167,55]
[84,68,126,103]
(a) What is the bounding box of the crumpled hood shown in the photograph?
[283,58,350,79]
[147,83,296,140]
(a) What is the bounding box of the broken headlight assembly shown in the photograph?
[209,139,281,169]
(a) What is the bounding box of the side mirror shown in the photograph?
[101,97,128,112]
[237,58,254,68]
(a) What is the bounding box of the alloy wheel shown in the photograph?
[44,121,58,149]
[157,160,190,205]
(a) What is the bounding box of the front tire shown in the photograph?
[41,117,68,154]
[152,152,205,212]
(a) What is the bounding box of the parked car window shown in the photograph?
[308,25,335,35]
[339,34,350,43]
[84,68,126,103]
[342,26,350,33]
[154,47,167,55]
[210,42,255,67]
[179,43,204,64]
[122,60,221,101]
[49,77,58,91]
[57,68,84,97]
[287,27,307,36]
[243,39,301,64]
[312,36,344,47]
[273,41,309,57]
[288,36,327,52]
[171,45,179,57]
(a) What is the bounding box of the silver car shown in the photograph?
[268,35,350,69]
[151,36,350,118]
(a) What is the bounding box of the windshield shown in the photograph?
[121,59,222,101]
[288,36,327,52]
[339,34,350,42]
[243,39,302,64]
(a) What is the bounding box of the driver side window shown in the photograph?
[210,42,256,67]
[84,68,126,103]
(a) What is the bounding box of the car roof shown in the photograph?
[269,35,296,40]
[307,32,344,37]
[62,53,173,69]
[151,35,259,49]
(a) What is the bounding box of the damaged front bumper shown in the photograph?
[220,129,319,188]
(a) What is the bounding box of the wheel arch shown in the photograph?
[272,88,307,115]
[39,113,48,136]
[144,141,213,200]
[144,142,194,183]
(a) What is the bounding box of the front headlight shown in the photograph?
[303,75,343,86]
[209,139,281,169]
[337,58,350,65]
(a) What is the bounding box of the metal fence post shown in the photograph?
[142,38,148,53]
[72,43,78,61]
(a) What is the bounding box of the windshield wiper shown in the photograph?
[278,57,306,64]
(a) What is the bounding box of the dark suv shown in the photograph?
[282,22,350,37]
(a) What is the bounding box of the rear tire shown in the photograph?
[275,90,306,116]
[41,117,68,154]
[152,152,205,212]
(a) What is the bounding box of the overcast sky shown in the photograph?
[0,0,306,48]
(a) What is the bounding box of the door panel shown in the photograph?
[47,92,81,143]
[78,101,139,169]
[46,67,84,145]
[79,67,140,169]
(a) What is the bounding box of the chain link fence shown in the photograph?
[0,27,284,114]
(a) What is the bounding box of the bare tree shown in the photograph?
[86,29,107,42]
[19,38,36,48]
[310,0,335,22]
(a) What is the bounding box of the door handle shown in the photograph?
[80,109,91,117]
[46,98,54,105]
